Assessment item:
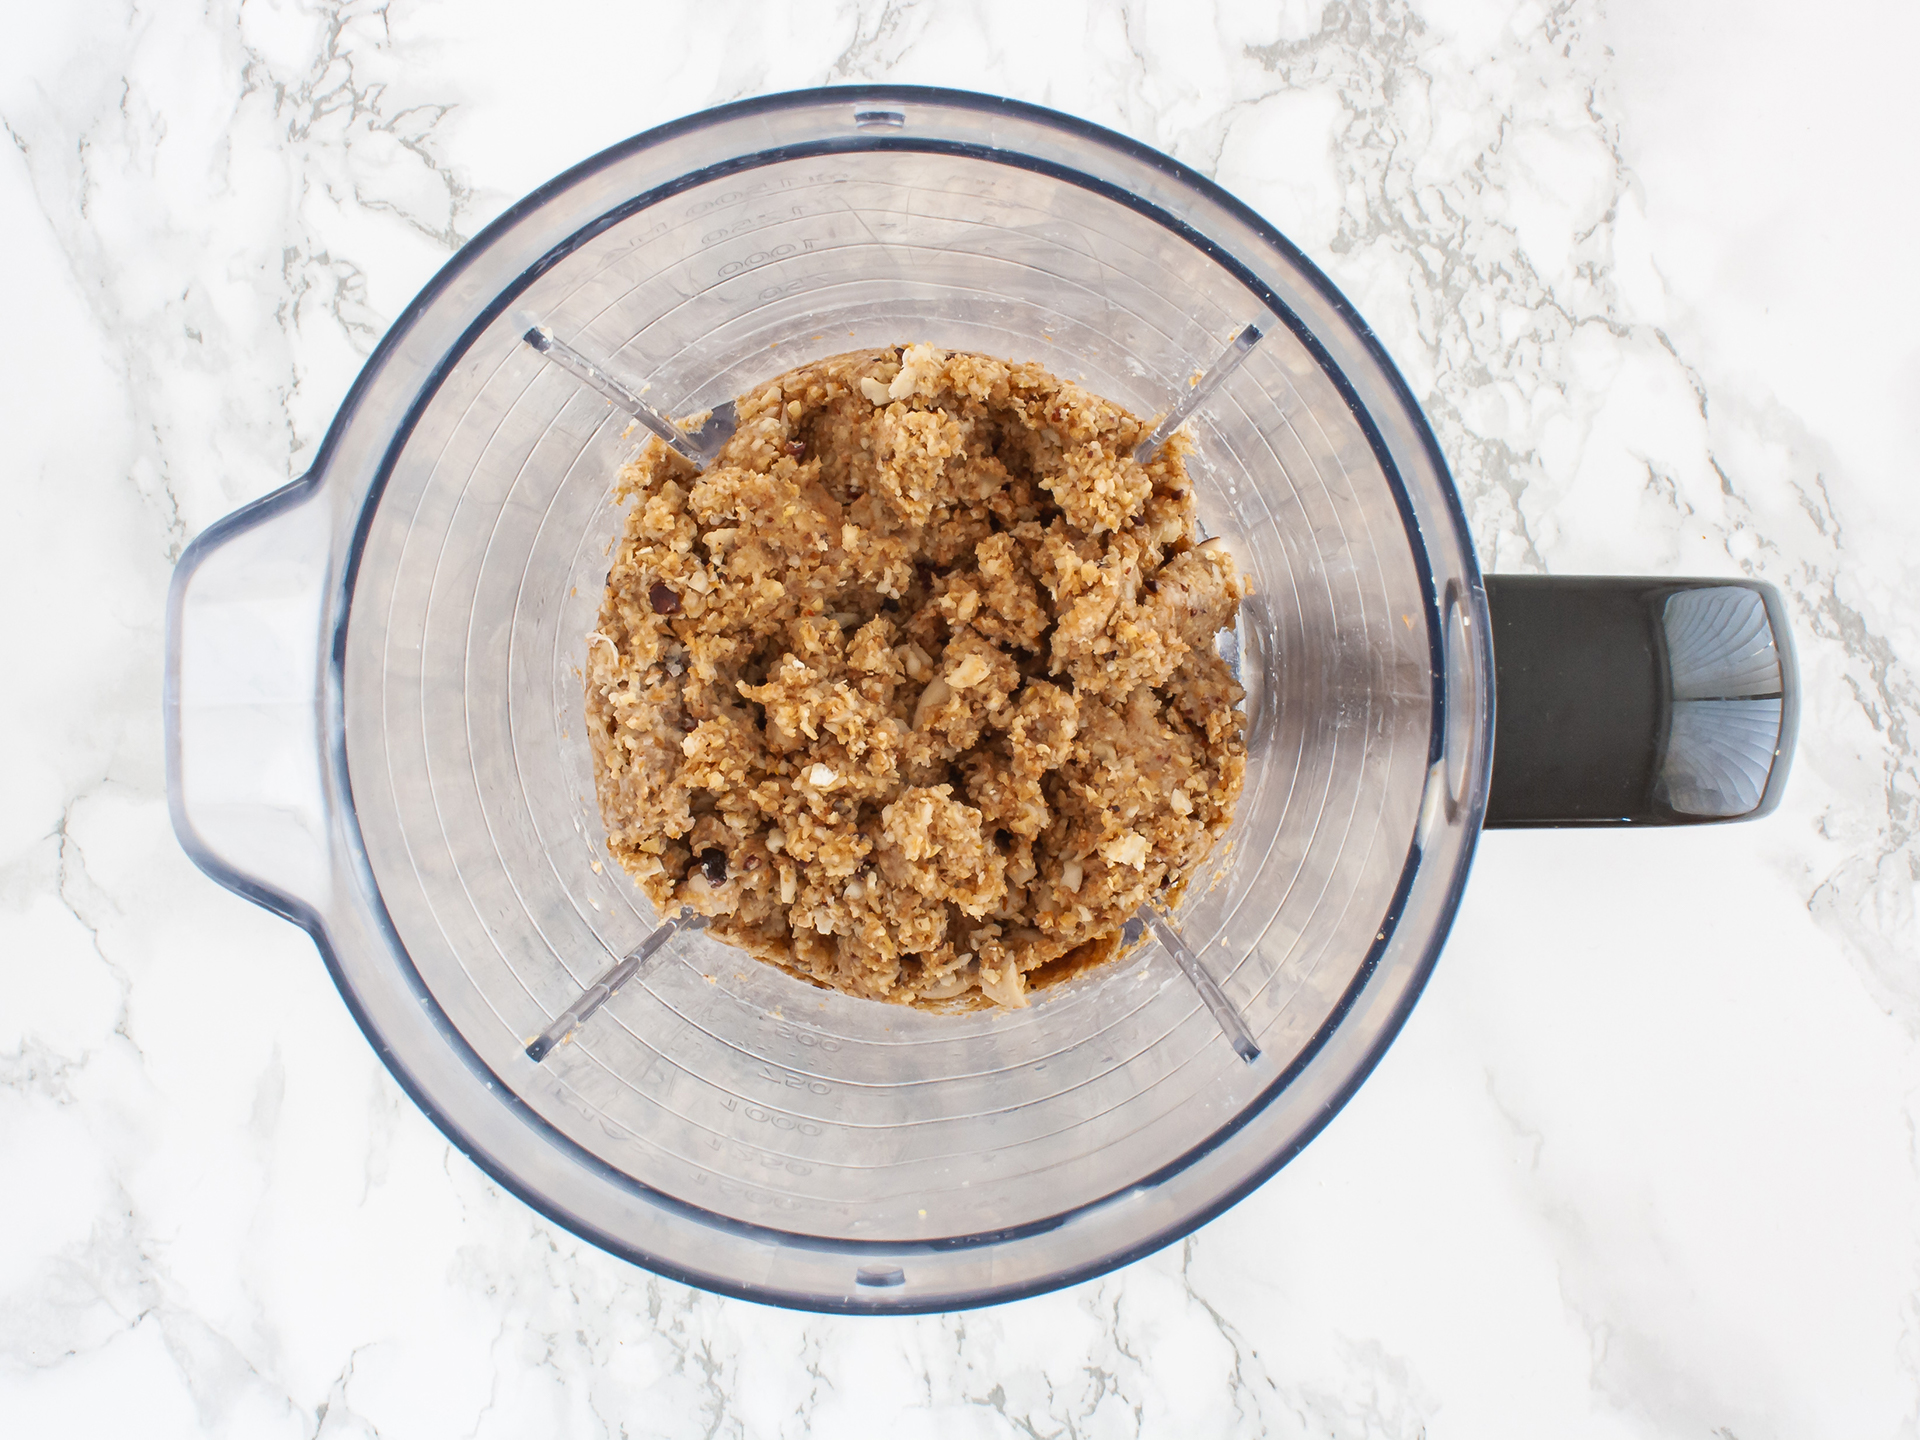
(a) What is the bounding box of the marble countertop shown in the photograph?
[4,1,1917,1435]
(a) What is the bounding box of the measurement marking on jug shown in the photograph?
[700,211,807,244]
[717,242,801,277]
[719,1096,824,1136]
[773,1025,842,1052]
[712,1178,800,1208]
[707,1135,815,1176]
[759,1063,832,1095]
[759,277,822,301]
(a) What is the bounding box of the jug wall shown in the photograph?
[169,89,1494,1311]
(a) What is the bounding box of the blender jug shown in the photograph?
[165,88,1797,1313]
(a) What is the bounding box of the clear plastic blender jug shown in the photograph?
[165,88,1796,1313]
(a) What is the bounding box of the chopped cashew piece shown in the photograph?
[946,653,992,690]
[1098,831,1151,870]
[912,676,953,730]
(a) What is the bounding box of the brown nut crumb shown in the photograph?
[586,343,1248,1010]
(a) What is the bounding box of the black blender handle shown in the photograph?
[1482,576,1799,827]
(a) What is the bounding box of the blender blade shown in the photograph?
[1133,324,1265,464]
[521,325,738,466]
[525,907,709,1062]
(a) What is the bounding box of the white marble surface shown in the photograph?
[4,0,1918,1434]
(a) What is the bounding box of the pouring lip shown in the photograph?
[196,85,1488,1314]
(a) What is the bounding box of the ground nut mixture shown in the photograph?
[586,344,1249,1009]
